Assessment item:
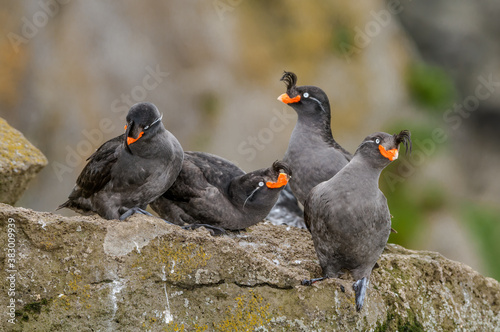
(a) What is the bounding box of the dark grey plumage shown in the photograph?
[150,152,291,230]
[58,102,184,220]
[278,71,352,205]
[304,130,411,311]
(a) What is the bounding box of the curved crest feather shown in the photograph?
[272,160,292,177]
[280,71,297,91]
[395,130,412,155]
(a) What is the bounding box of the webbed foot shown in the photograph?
[119,207,154,220]
[301,276,327,286]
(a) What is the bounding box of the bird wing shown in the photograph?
[160,151,244,205]
[72,134,124,198]
[303,193,314,232]
[185,151,244,190]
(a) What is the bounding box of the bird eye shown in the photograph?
[258,181,264,187]
[303,92,309,98]
[375,138,380,144]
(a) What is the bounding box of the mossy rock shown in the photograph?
[0,118,47,205]
[0,204,499,331]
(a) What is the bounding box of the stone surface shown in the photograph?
[0,118,47,205]
[0,204,499,331]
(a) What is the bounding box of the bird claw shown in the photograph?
[353,277,368,312]
[301,279,313,286]
[119,207,154,220]
[301,277,327,286]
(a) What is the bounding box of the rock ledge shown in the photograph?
[0,204,499,331]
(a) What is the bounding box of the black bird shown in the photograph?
[58,102,184,220]
[278,71,352,205]
[303,130,411,312]
[150,152,291,231]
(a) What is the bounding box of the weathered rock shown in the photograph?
[0,119,47,205]
[0,204,499,331]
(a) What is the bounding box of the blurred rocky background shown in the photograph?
[1,0,499,280]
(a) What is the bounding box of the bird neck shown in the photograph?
[348,156,384,188]
[294,111,336,146]
[130,128,177,158]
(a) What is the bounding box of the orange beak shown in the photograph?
[379,145,399,161]
[277,93,301,104]
[127,132,144,145]
[266,173,289,189]
[124,124,144,145]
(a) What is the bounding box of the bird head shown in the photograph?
[356,130,412,167]
[232,160,292,210]
[265,160,292,189]
[277,71,331,117]
[124,102,164,153]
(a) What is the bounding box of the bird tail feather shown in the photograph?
[56,200,71,211]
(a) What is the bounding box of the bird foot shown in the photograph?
[119,207,154,220]
[181,224,227,236]
[120,208,179,226]
[353,277,369,312]
[301,277,327,286]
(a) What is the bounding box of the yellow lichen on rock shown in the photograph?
[0,117,47,204]
[215,290,272,331]
[134,239,212,282]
